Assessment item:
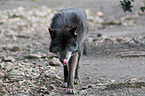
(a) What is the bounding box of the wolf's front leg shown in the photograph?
[61,65,68,88]
[67,53,78,94]
[74,50,83,84]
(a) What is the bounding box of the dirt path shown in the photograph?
[0,0,145,95]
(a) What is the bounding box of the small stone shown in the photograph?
[0,62,5,68]
[3,56,16,62]
[6,62,13,70]
[47,52,57,59]
[141,86,145,90]
[116,37,124,42]
[87,38,94,44]
[96,11,104,17]
[1,87,9,94]
[49,92,57,96]
[0,80,3,87]
[86,76,92,79]
[49,84,55,89]
[87,84,94,88]
[43,90,50,94]
[95,16,104,23]
[96,83,104,86]
[131,78,137,81]
[25,54,42,59]
[7,69,22,76]
[97,33,102,37]
[81,86,88,90]
[49,57,61,66]
[40,85,47,90]
[137,10,145,15]
[130,78,137,83]
[111,80,115,83]
[37,52,47,58]
[0,71,5,78]
[12,46,21,52]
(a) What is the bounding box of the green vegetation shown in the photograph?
[120,0,145,12]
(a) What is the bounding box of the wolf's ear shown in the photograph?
[70,26,77,36]
[48,28,56,39]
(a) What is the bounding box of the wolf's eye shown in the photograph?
[67,45,71,48]
[57,45,62,49]
[56,46,60,50]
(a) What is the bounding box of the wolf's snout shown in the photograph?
[63,59,68,65]
[58,58,68,65]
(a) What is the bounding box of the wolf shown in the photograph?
[48,8,88,94]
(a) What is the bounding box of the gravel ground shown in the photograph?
[0,0,145,95]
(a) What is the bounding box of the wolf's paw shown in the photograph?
[66,88,75,94]
[74,79,81,84]
[61,82,67,88]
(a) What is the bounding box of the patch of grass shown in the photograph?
[31,0,36,2]
[0,22,4,25]
[4,30,9,34]
[88,19,94,22]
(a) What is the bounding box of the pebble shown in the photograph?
[43,90,50,94]
[111,80,115,83]
[141,86,145,90]
[3,56,16,62]
[1,87,9,94]
[25,54,42,59]
[138,10,145,15]
[40,85,47,90]
[0,80,3,87]
[49,57,61,66]
[49,84,55,89]
[7,69,22,76]
[96,11,104,17]
[130,78,137,81]
[81,86,88,90]
[0,71,5,78]
[87,84,94,88]
[12,46,21,52]
[86,76,92,79]
[0,59,2,62]
[0,62,5,68]
[96,83,104,86]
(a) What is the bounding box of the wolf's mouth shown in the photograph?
[62,59,68,65]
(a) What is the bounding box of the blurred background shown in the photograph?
[0,0,144,20]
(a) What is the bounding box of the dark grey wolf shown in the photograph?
[48,8,88,94]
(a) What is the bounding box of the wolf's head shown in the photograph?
[48,27,79,64]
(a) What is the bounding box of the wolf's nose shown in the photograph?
[63,59,68,64]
